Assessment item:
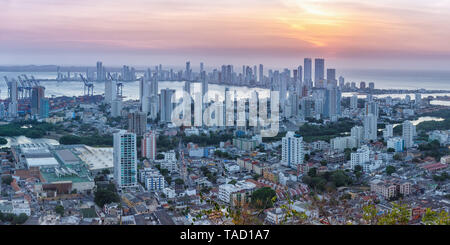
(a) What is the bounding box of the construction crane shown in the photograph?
[79,74,94,96]
[107,72,124,99]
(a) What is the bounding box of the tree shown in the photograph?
[377,203,411,225]
[228,180,237,185]
[12,213,28,225]
[308,167,317,177]
[0,137,7,145]
[386,166,396,176]
[1,175,13,185]
[304,154,310,162]
[156,153,164,160]
[55,205,65,217]
[387,148,395,153]
[251,187,276,209]
[94,184,120,207]
[174,178,184,185]
[393,154,402,161]
[422,208,450,225]
[362,205,378,225]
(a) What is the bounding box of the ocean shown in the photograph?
[0,69,449,103]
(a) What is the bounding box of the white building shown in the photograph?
[364,113,377,141]
[141,131,157,160]
[402,120,416,149]
[383,124,393,139]
[218,181,256,204]
[351,126,364,147]
[282,131,305,168]
[111,99,122,117]
[387,137,404,152]
[265,208,290,224]
[350,95,358,110]
[330,136,357,152]
[350,145,370,170]
[162,187,176,199]
[163,150,177,161]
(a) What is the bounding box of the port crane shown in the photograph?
[107,72,124,99]
[3,76,12,100]
[79,74,94,96]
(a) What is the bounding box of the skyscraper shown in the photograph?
[304,58,312,87]
[96,61,104,81]
[327,68,336,87]
[39,98,49,119]
[314,58,325,88]
[185,61,191,80]
[128,111,147,136]
[350,95,358,110]
[282,131,305,169]
[160,89,175,123]
[402,120,416,148]
[31,86,45,116]
[111,99,122,117]
[364,100,379,118]
[351,126,364,147]
[105,78,116,104]
[141,131,157,160]
[259,64,264,84]
[339,76,345,88]
[113,130,137,188]
[364,113,378,141]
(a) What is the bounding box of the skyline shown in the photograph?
[2,0,450,69]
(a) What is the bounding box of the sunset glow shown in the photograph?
[1,0,450,68]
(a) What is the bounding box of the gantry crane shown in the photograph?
[107,72,124,99]
[79,74,94,96]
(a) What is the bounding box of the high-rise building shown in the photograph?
[202,75,208,106]
[364,113,377,141]
[31,86,45,116]
[387,137,404,152]
[402,120,416,148]
[160,89,175,123]
[128,111,147,136]
[350,95,358,110]
[360,81,366,90]
[113,130,138,188]
[281,131,305,168]
[314,58,325,88]
[111,99,122,117]
[338,76,345,88]
[105,79,116,104]
[185,61,191,80]
[351,126,364,147]
[326,68,336,87]
[350,145,370,170]
[39,98,49,119]
[141,131,157,160]
[323,86,341,118]
[415,93,422,105]
[304,58,312,87]
[383,124,394,139]
[364,101,379,118]
[96,61,104,81]
[259,64,264,84]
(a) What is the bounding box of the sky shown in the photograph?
[1,0,450,70]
